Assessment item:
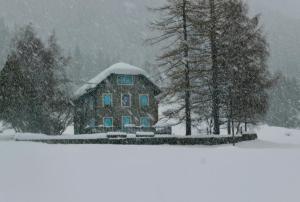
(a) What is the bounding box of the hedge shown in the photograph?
[18,134,257,145]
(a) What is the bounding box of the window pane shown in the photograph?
[104,117,113,127]
[118,75,133,85]
[103,94,112,106]
[122,94,131,107]
[140,117,150,127]
[122,116,132,127]
[140,95,149,107]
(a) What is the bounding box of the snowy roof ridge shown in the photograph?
[74,62,156,99]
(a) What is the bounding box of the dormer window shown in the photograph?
[117,75,134,85]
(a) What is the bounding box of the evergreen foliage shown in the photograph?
[0,24,72,135]
[149,0,197,136]
[0,18,10,70]
[266,75,300,128]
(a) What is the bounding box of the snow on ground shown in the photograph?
[255,125,300,144]
[62,125,74,135]
[0,125,300,202]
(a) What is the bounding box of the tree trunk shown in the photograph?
[209,0,220,135]
[236,122,241,135]
[232,120,235,146]
[231,120,235,136]
[227,118,231,135]
[183,0,192,136]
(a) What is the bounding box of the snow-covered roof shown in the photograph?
[74,62,159,99]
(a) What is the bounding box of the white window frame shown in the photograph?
[102,93,113,107]
[122,116,132,128]
[139,94,149,108]
[117,75,134,85]
[121,93,131,108]
[103,117,113,128]
[140,116,151,128]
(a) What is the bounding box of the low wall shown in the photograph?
[19,134,257,145]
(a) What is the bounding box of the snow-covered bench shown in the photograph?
[136,131,155,138]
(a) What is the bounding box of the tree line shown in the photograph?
[0,5,299,135]
[149,0,276,135]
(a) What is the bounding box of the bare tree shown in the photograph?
[149,0,199,136]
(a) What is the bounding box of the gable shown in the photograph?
[74,63,161,99]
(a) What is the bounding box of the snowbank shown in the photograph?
[255,125,300,144]
[14,133,109,141]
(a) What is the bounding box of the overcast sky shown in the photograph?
[248,0,300,19]
[1,0,299,27]
[0,0,299,58]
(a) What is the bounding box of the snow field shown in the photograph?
[0,125,300,202]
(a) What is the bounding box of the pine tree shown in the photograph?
[149,0,198,136]
[189,0,228,135]
[209,0,221,135]
[190,0,274,134]
[218,0,274,133]
[0,24,72,135]
[0,18,10,69]
[266,75,300,128]
[43,31,73,134]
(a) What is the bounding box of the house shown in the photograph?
[73,63,161,134]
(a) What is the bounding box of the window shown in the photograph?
[121,94,131,107]
[139,94,149,107]
[140,117,150,128]
[117,75,134,85]
[103,94,112,106]
[103,117,113,127]
[122,116,132,128]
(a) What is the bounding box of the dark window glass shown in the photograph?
[122,94,131,107]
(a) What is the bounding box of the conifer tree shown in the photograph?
[266,75,300,128]
[0,24,72,135]
[150,0,274,135]
[218,0,274,133]
[149,0,198,136]
[0,18,10,69]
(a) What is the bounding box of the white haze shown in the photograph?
[0,0,299,77]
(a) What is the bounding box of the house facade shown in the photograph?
[73,63,161,134]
